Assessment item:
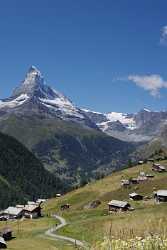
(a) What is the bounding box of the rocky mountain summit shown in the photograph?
[0,66,96,128]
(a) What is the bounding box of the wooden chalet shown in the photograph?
[23,204,42,219]
[154,190,167,202]
[138,161,144,165]
[146,173,154,178]
[0,216,8,222]
[0,228,12,241]
[56,194,61,198]
[130,178,139,184]
[129,192,143,201]
[137,176,148,182]
[152,163,166,172]
[0,237,6,249]
[121,179,130,187]
[1,207,23,219]
[108,200,132,212]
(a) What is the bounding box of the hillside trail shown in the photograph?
[45,214,88,249]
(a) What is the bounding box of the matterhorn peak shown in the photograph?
[9,66,76,107]
[27,65,42,76]
[12,66,44,97]
[0,66,88,122]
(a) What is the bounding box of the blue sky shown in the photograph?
[0,0,167,113]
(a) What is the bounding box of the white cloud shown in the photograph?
[160,25,167,45]
[128,74,167,97]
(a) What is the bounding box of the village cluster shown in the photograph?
[0,198,46,248]
[107,162,167,212]
[57,161,167,213]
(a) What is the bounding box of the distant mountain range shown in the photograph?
[83,108,167,144]
[0,66,135,186]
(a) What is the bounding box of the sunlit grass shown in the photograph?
[1,161,167,250]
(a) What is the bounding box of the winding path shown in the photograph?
[45,214,87,249]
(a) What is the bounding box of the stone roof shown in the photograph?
[156,190,167,197]
[24,204,39,212]
[129,192,139,197]
[129,192,143,198]
[4,207,23,216]
[0,237,6,246]
[108,200,129,208]
[159,165,166,170]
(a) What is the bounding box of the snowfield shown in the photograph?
[0,94,29,109]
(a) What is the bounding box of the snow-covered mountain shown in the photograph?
[82,108,167,142]
[1,66,167,144]
[101,112,136,130]
[0,66,96,128]
[82,109,136,129]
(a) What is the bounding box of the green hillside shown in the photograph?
[44,160,167,248]
[1,160,167,249]
[0,132,68,209]
[0,114,135,186]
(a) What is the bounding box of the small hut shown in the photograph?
[152,163,166,172]
[108,200,131,212]
[137,176,148,182]
[56,194,61,198]
[23,204,42,219]
[146,174,154,178]
[129,192,143,201]
[0,228,12,241]
[2,207,23,219]
[0,237,7,249]
[130,178,139,184]
[154,190,167,202]
[121,179,130,187]
[138,161,144,165]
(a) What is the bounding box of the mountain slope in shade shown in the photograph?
[0,132,67,209]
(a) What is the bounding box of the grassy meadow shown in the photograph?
[1,160,167,249]
[45,160,167,249]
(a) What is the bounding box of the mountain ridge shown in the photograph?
[83,108,167,143]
